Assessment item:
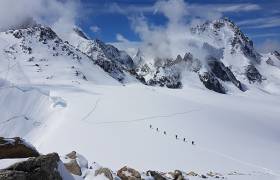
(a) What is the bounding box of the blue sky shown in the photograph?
[77,0,280,52]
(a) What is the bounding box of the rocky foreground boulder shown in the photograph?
[0,137,228,180]
[117,166,141,180]
[63,151,82,176]
[94,167,113,180]
[0,153,63,180]
[0,137,40,159]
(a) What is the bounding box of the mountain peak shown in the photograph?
[73,27,89,40]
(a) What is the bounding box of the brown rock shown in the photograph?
[66,151,77,159]
[117,166,141,180]
[0,137,40,159]
[64,159,82,176]
[95,167,113,180]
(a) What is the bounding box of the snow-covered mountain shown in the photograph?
[0,24,119,85]
[133,18,280,94]
[68,28,136,83]
[1,18,280,180]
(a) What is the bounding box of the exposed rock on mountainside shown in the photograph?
[0,137,39,159]
[264,50,280,68]
[199,72,226,94]
[69,29,135,82]
[245,65,262,83]
[207,59,244,91]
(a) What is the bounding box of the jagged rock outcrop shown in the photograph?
[0,137,40,159]
[245,65,262,83]
[208,59,244,91]
[265,51,280,68]
[199,72,226,94]
[0,153,63,180]
[68,29,135,82]
[117,166,141,180]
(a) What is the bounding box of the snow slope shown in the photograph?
[0,23,280,180]
[1,81,278,179]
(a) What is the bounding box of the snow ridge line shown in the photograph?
[91,109,200,125]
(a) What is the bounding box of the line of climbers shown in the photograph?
[149,125,195,145]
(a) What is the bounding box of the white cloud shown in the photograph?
[0,0,80,39]
[110,0,262,61]
[256,39,280,53]
[237,17,280,29]
[104,2,260,17]
[116,33,129,42]
[90,26,101,33]
[127,0,220,61]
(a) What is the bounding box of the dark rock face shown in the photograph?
[94,59,125,82]
[183,53,202,72]
[199,72,226,94]
[245,65,262,83]
[0,170,27,180]
[95,39,135,70]
[117,166,141,180]
[0,153,63,180]
[208,60,244,91]
[272,51,280,60]
[147,70,182,89]
[0,137,40,159]
[147,171,166,180]
[73,28,89,40]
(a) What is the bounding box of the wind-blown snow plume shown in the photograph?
[129,0,221,62]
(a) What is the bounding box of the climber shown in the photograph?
[192,141,195,145]
[183,138,186,142]
[156,128,159,131]
[175,135,178,139]
[149,124,152,129]
[163,131,166,135]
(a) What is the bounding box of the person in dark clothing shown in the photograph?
[149,125,152,129]
[163,131,166,135]
[183,138,186,142]
[156,128,159,131]
[192,141,195,145]
[175,135,178,139]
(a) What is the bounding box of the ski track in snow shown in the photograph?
[0,115,26,124]
[91,109,201,125]
[196,145,280,177]
[81,98,101,122]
